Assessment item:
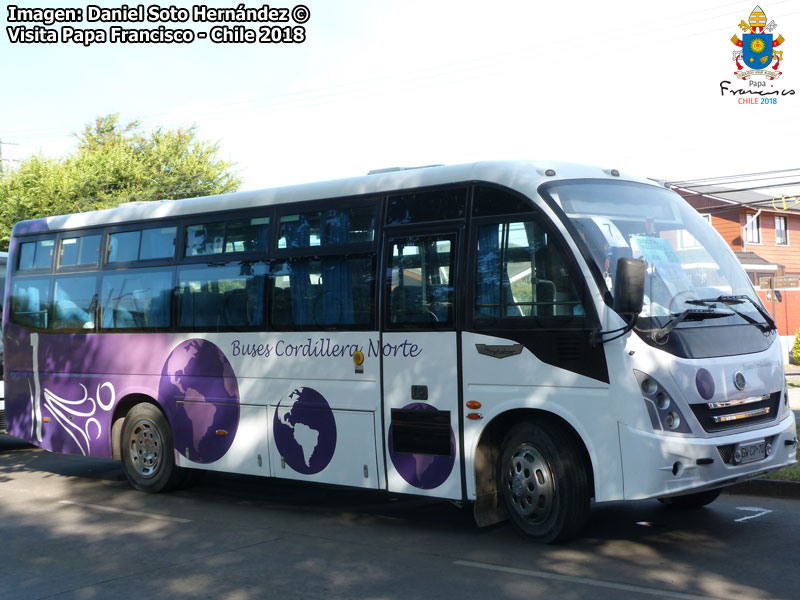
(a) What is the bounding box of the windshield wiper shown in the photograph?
[652,308,734,344]
[685,295,776,332]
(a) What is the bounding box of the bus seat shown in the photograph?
[272,287,292,327]
[223,288,249,327]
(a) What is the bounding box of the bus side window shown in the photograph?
[177,262,267,331]
[387,235,455,328]
[475,220,584,323]
[59,235,101,268]
[18,239,55,271]
[108,227,176,263]
[270,256,375,328]
[53,275,98,330]
[9,277,51,330]
[101,268,174,330]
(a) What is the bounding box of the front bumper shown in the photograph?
[618,412,797,500]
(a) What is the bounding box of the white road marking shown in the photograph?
[59,500,192,523]
[454,560,736,600]
[735,506,773,522]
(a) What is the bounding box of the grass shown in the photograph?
[761,423,800,481]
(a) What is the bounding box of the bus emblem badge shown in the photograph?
[476,343,524,359]
[733,371,747,390]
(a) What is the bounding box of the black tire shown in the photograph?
[658,488,722,509]
[498,421,591,543]
[120,403,183,493]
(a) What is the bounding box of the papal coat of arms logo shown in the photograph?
[731,5,785,80]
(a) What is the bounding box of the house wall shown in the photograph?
[685,195,800,274]
[709,209,743,251]
[758,289,800,358]
[745,212,800,274]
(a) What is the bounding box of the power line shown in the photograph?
[674,180,800,196]
[2,1,774,143]
[669,168,800,186]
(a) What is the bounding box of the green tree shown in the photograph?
[0,114,242,250]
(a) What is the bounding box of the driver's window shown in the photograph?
[474,220,585,323]
[387,234,455,329]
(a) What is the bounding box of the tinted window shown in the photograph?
[108,227,176,263]
[18,239,55,271]
[178,262,267,330]
[108,231,140,263]
[186,217,269,257]
[386,188,466,225]
[475,221,584,321]
[278,206,375,249]
[387,235,454,328]
[59,235,102,268]
[186,222,225,256]
[53,275,97,330]
[141,227,177,260]
[271,256,375,328]
[225,218,269,252]
[101,268,173,329]
[472,186,535,217]
[18,243,35,270]
[10,277,51,329]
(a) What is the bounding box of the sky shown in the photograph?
[2,0,799,193]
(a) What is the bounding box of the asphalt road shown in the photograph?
[1,433,799,600]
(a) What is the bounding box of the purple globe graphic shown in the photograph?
[273,387,337,475]
[158,339,240,464]
[389,403,455,490]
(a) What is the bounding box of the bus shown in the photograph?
[2,161,796,542]
[0,251,7,433]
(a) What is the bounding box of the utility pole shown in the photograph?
[0,138,20,174]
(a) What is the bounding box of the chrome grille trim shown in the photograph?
[706,394,770,409]
[711,406,771,424]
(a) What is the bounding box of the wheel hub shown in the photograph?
[504,444,554,522]
[129,419,162,478]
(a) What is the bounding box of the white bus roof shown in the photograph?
[19,160,659,234]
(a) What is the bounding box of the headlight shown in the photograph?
[634,370,692,433]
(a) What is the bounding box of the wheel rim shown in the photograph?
[128,418,163,478]
[504,443,554,523]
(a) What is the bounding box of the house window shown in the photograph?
[745,213,761,244]
[775,215,788,246]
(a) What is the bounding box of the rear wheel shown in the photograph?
[498,421,591,543]
[121,403,183,493]
[658,488,722,509]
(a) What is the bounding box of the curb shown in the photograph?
[726,479,800,499]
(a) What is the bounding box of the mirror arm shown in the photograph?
[591,314,639,346]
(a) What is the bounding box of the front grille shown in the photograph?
[691,391,781,433]
[0,409,5,434]
[717,435,777,465]
[717,443,735,464]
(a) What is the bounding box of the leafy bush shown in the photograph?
[792,330,800,364]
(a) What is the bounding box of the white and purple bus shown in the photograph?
[2,162,796,541]
[0,250,7,432]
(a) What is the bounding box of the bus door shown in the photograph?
[381,230,463,500]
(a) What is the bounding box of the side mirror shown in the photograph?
[775,290,783,303]
[613,258,645,316]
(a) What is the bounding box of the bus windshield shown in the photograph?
[542,180,763,331]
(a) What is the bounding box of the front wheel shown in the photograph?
[121,403,183,493]
[658,488,722,509]
[498,421,591,543]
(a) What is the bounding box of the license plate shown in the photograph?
[737,440,766,464]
